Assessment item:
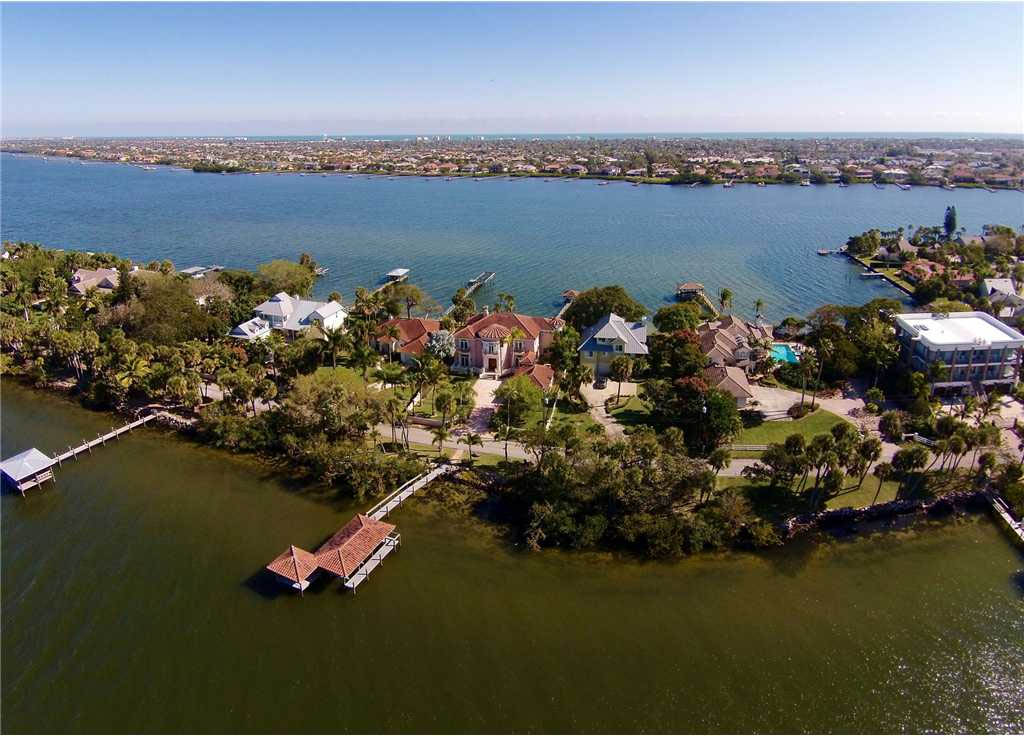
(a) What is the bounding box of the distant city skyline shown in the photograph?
[2,2,1022,137]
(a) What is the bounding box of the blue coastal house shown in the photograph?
[578,313,648,377]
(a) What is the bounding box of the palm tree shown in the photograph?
[809,338,832,410]
[494,292,517,313]
[718,288,733,315]
[116,355,151,393]
[872,462,892,504]
[382,395,405,446]
[320,324,348,368]
[431,425,451,456]
[461,431,483,460]
[12,281,33,322]
[434,386,457,428]
[754,298,764,319]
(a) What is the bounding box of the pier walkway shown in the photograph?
[54,414,157,464]
[2,413,157,494]
[444,271,496,315]
[988,492,1024,547]
[365,463,459,520]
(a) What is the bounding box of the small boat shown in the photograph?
[800,179,811,186]
[347,174,354,178]
[321,174,328,177]
[598,181,609,186]
[984,186,997,193]
[837,182,848,188]
[631,182,640,187]
[723,180,733,188]
[314,266,329,276]
[859,271,884,278]
[388,176,395,180]
[873,182,886,189]
[757,181,766,187]
[816,249,831,256]
[474,178,482,182]
[445,177,453,181]
[543,179,552,182]
[689,182,698,188]
[941,183,955,190]
[896,183,911,191]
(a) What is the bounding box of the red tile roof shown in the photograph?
[314,514,396,579]
[266,545,319,584]
[377,318,440,345]
[514,362,555,390]
[453,312,562,341]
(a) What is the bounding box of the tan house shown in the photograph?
[704,365,754,408]
[697,315,773,373]
[69,267,119,296]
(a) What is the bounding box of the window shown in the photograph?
[588,351,593,358]
[459,354,469,367]
[615,344,623,352]
[514,340,524,352]
[459,340,469,352]
[485,342,497,354]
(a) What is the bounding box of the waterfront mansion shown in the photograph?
[230,291,346,341]
[894,311,1024,394]
[451,308,563,378]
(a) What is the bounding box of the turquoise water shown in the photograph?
[772,343,799,363]
[3,153,1023,321]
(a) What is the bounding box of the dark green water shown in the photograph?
[2,381,1023,733]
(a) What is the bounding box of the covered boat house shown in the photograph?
[1,448,56,494]
[265,514,400,594]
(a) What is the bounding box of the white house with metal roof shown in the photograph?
[578,313,648,377]
[230,292,346,341]
[894,311,1024,393]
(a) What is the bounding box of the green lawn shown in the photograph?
[734,408,846,446]
[609,394,653,429]
[718,472,948,517]
[314,365,376,394]
[490,395,600,435]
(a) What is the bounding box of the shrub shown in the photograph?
[788,402,811,419]
[879,410,904,441]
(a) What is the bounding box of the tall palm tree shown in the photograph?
[431,425,451,456]
[872,462,893,504]
[461,431,483,460]
[320,324,349,368]
[718,288,733,315]
[809,338,832,410]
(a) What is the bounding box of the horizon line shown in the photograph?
[5,129,1024,140]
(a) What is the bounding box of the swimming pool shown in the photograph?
[771,343,799,363]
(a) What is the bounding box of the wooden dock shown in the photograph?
[464,271,496,298]
[443,271,496,316]
[365,463,458,520]
[266,463,459,595]
[676,282,720,318]
[3,413,158,496]
[343,535,401,590]
[54,414,157,464]
[370,268,410,294]
[988,492,1024,547]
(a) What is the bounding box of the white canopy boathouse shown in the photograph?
[1,448,57,494]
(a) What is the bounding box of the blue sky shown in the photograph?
[2,2,1022,136]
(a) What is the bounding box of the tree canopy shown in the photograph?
[561,285,646,333]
